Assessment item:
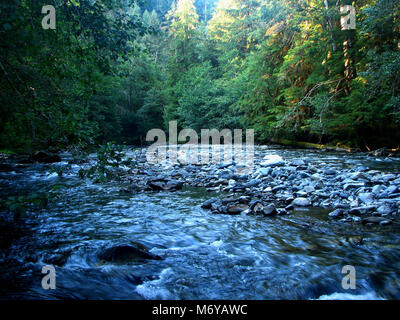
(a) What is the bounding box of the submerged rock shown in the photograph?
[98,244,162,264]
[362,217,392,226]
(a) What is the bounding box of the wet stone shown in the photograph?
[98,244,162,264]
[292,197,312,207]
[227,204,249,215]
[362,217,392,226]
[329,209,344,219]
[263,204,277,217]
[31,151,61,163]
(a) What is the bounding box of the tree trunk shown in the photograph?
[323,0,337,52]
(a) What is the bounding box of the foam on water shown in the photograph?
[135,268,176,300]
[317,292,384,300]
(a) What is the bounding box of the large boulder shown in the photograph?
[98,244,162,264]
[31,151,61,163]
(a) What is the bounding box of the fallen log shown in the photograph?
[270,138,353,152]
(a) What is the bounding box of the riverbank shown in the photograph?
[269,138,400,157]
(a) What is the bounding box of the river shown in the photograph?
[0,146,399,300]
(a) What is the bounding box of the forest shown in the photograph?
[1,0,399,152]
[2,1,400,302]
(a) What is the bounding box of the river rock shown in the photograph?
[376,205,393,215]
[358,193,375,204]
[347,236,364,246]
[276,208,287,215]
[227,204,249,215]
[256,168,271,177]
[147,179,183,191]
[260,155,284,167]
[291,159,306,167]
[324,169,337,176]
[372,184,386,194]
[381,185,398,197]
[43,252,70,267]
[99,244,162,264]
[344,182,365,191]
[263,204,277,216]
[272,186,285,193]
[120,184,143,193]
[238,196,251,204]
[349,172,368,180]
[249,200,263,214]
[219,163,233,169]
[381,174,397,182]
[292,197,311,207]
[31,151,61,163]
[362,217,392,226]
[303,185,315,193]
[211,199,224,212]
[244,179,262,188]
[218,169,233,180]
[348,206,376,216]
[201,198,219,209]
[329,209,344,219]
[222,197,237,205]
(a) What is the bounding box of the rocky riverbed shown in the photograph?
[121,146,400,227]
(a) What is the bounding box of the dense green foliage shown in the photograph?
[1,0,399,151]
[78,142,132,182]
[0,0,147,150]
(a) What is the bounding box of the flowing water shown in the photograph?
[1,146,400,300]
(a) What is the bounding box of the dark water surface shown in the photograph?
[1,146,400,300]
